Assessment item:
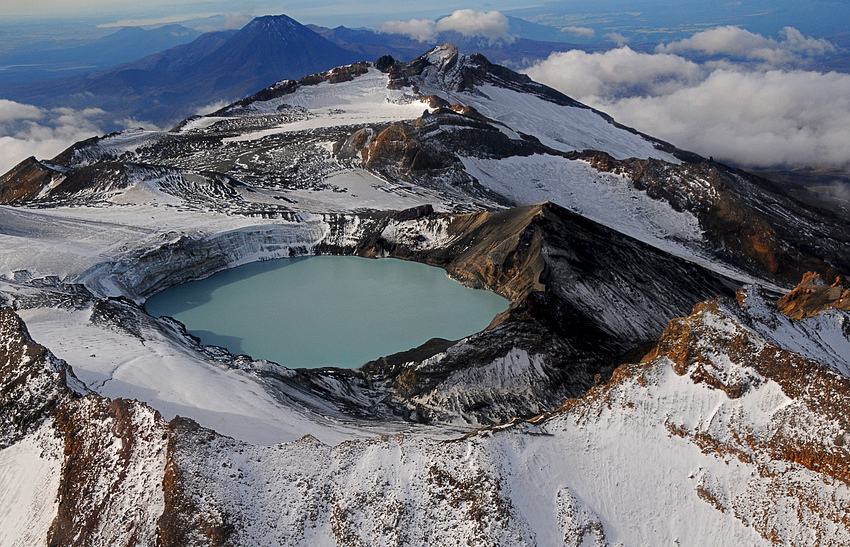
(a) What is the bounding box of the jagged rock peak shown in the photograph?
[377,42,587,108]
[777,271,850,319]
[423,43,460,66]
[406,43,483,93]
[0,308,75,447]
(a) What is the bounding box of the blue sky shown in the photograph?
[3,0,846,38]
[0,0,532,26]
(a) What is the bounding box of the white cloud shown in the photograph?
[523,47,704,99]
[594,69,850,170]
[605,32,629,46]
[194,100,233,116]
[118,118,161,131]
[0,100,43,123]
[657,25,835,64]
[816,181,850,205]
[380,10,514,44]
[435,10,514,44]
[561,26,595,38]
[0,100,158,175]
[380,18,437,42]
[0,103,101,174]
[223,12,252,29]
[522,28,850,172]
[195,12,254,33]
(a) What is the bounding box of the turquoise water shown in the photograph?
[145,256,508,369]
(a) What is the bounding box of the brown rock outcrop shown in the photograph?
[777,271,850,319]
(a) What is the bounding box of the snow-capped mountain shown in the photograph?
[0,40,848,545]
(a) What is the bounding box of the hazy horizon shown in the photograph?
[3,0,847,38]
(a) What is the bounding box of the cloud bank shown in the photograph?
[435,10,512,43]
[523,27,849,172]
[0,100,157,175]
[380,18,437,43]
[380,10,514,44]
[657,26,835,64]
[97,13,219,28]
[605,32,629,46]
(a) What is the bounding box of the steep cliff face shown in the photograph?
[0,307,168,547]
[85,219,327,299]
[49,397,167,547]
[0,157,141,206]
[0,309,67,546]
[0,307,72,447]
[0,157,58,204]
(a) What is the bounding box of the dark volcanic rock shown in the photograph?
[0,157,59,204]
[572,151,850,287]
[320,203,740,422]
[0,307,72,447]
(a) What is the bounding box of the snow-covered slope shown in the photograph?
[216,66,429,133]
[0,422,61,547]
[413,44,678,163]
[3,278,848,546]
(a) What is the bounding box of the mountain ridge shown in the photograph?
[0,14,361,126]
[0,24,203,87]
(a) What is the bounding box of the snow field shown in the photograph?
[0,421,62,547]
[224,68,431,143]
[422,81,679,163]
[17,306,376,446]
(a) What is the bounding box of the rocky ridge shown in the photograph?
[3,45,846,289]
[0,307,167,546]
[777,271,850,319]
